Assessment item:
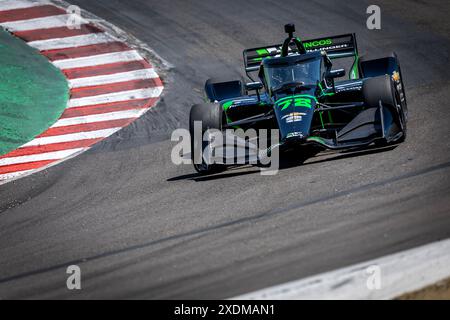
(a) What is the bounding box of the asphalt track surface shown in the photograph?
[0,0,449,299]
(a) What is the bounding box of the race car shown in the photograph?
[190,24,408,173]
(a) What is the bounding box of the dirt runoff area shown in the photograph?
[397,277,450,300]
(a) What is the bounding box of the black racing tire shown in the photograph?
[363,74,396,108]
[189,103,226,174]
[363,75,407,144]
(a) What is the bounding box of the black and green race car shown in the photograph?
[189,24,408,173]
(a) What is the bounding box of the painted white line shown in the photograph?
[0,148,84,166]
[68,86,163,108]
[28,32,116,51]
[232,238,450,300]
[23,128,122,147]
[52,50,141,69]
[51,109,146,127]
[0,14,86,32]
[0,0,49,11]
[68,68,157,88]
[0,169,35,181]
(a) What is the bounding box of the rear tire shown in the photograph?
[189,103,226,174]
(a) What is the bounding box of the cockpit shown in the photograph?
[261,52,323,94]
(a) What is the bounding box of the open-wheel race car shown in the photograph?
[189,24,408,174]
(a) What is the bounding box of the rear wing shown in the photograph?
[243,33,358,74]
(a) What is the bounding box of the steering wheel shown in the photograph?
[272,81,306,93]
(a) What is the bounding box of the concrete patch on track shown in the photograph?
[233,238,450,299]
[0,0,165,184]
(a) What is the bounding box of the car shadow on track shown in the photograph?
[167,144,398,182]
[167,167,261,182]
[282,144,398,169]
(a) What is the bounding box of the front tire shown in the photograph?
[363,75,407,144]
[189,103,226,174]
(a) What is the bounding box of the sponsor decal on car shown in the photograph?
[392,70,405,102]
[286,132,304,139]
[392,70,400,82]
[303,38,333,49]
[281,112,306,123]
[276,95,316,110]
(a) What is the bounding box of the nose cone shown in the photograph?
[274,93,317,141]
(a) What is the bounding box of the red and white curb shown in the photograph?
[0,0,164,184]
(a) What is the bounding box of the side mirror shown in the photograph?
[246,82,263,91]
[246,82,263,101]
[326,68,345,79]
